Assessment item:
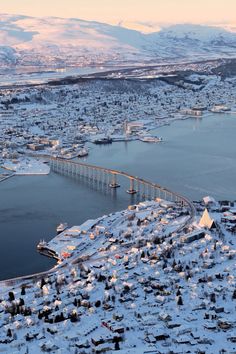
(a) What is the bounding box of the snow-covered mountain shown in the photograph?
[0,14,236,67]
[0,46,17,64]
[117,20,163,34]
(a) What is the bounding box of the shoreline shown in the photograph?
[0,195,235,353]
[0,114,235,280]
[0,155,194,283]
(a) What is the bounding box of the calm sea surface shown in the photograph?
[0,113,235,280]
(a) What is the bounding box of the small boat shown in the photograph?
[37,240,48,250]
[37,241,59,260]
[56,222,68,234]
[93,137,112,145]
[58,152,78,160]
[140,136,163,143]
[77,148,89,157]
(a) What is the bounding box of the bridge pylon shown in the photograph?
[127,177,137,194]
[109,172,120,188]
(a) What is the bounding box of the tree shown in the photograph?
[40,278,46,289]
[95,300,101,308]
[210,293,216,303]
[123,285,130,293]
[97,274,106,282]
[176,289,181,296]
[70,311,78,323]
[137,219,141,226]
[177,296,183,306]
[7,329,12,337]
[19,298,25,306]
[114,341,120,350]
[21,287,26,296]
[8,292,15,301]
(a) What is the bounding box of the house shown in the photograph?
[27,143,44,151]
[203,196,217,206]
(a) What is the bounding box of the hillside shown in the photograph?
[0,14,236,67]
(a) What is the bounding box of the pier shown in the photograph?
[0,173,15,183]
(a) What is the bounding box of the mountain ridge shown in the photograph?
[0,14,236,67]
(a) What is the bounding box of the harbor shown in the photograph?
[35,155,193,265]
[0,112,236,280]
[0,173,14,183]
[37,219,100,262]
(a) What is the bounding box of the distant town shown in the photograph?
[0,59,235,172]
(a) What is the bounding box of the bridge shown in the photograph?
[1,157,196,286]
[50,157,195,222]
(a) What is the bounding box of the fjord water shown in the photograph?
[86,113,236,201]
[0,113,235,280]
[0,66,109,86]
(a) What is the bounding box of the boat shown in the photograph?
[37,241,59,260]
[57,152,78,160]
[77,148,89,158]
[140,136,163,143]
[93,137,112,145]
[56,222,68,234]
[37,240,48,250]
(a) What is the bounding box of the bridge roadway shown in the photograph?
[50,157,195,223]
[1,157,196,286]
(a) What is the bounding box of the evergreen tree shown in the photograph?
[40,278,46,289]
[8,291,15,301]
[95,300,101,308]
[114,341,120,350]
[7,328,12,337]
[177,296,183,306]
[176,289,181,296]
[210,293,216,303]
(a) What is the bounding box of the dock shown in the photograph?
[0,173,15,183]
[37,219,104,262]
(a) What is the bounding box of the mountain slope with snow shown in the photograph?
[0,14,236,66]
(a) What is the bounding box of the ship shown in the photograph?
[140,136,163,143]
[37,240,59,260]
[37,239,48,250]
[56,222,68,234]
[58,152,78,160]
[93,137,112,145]
[77,148,89,157]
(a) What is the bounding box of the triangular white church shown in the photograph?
[199,208,215,229]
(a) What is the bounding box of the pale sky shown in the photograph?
[1,0,236,24]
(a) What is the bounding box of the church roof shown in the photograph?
[199,208,215,229]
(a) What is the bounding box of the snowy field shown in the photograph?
[2,158,50,175]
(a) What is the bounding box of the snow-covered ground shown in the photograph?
[2,158,50,175]
[0,14,236,67]
[0,69,236,163]
[0,198,235,353]
[0,21,235,351]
